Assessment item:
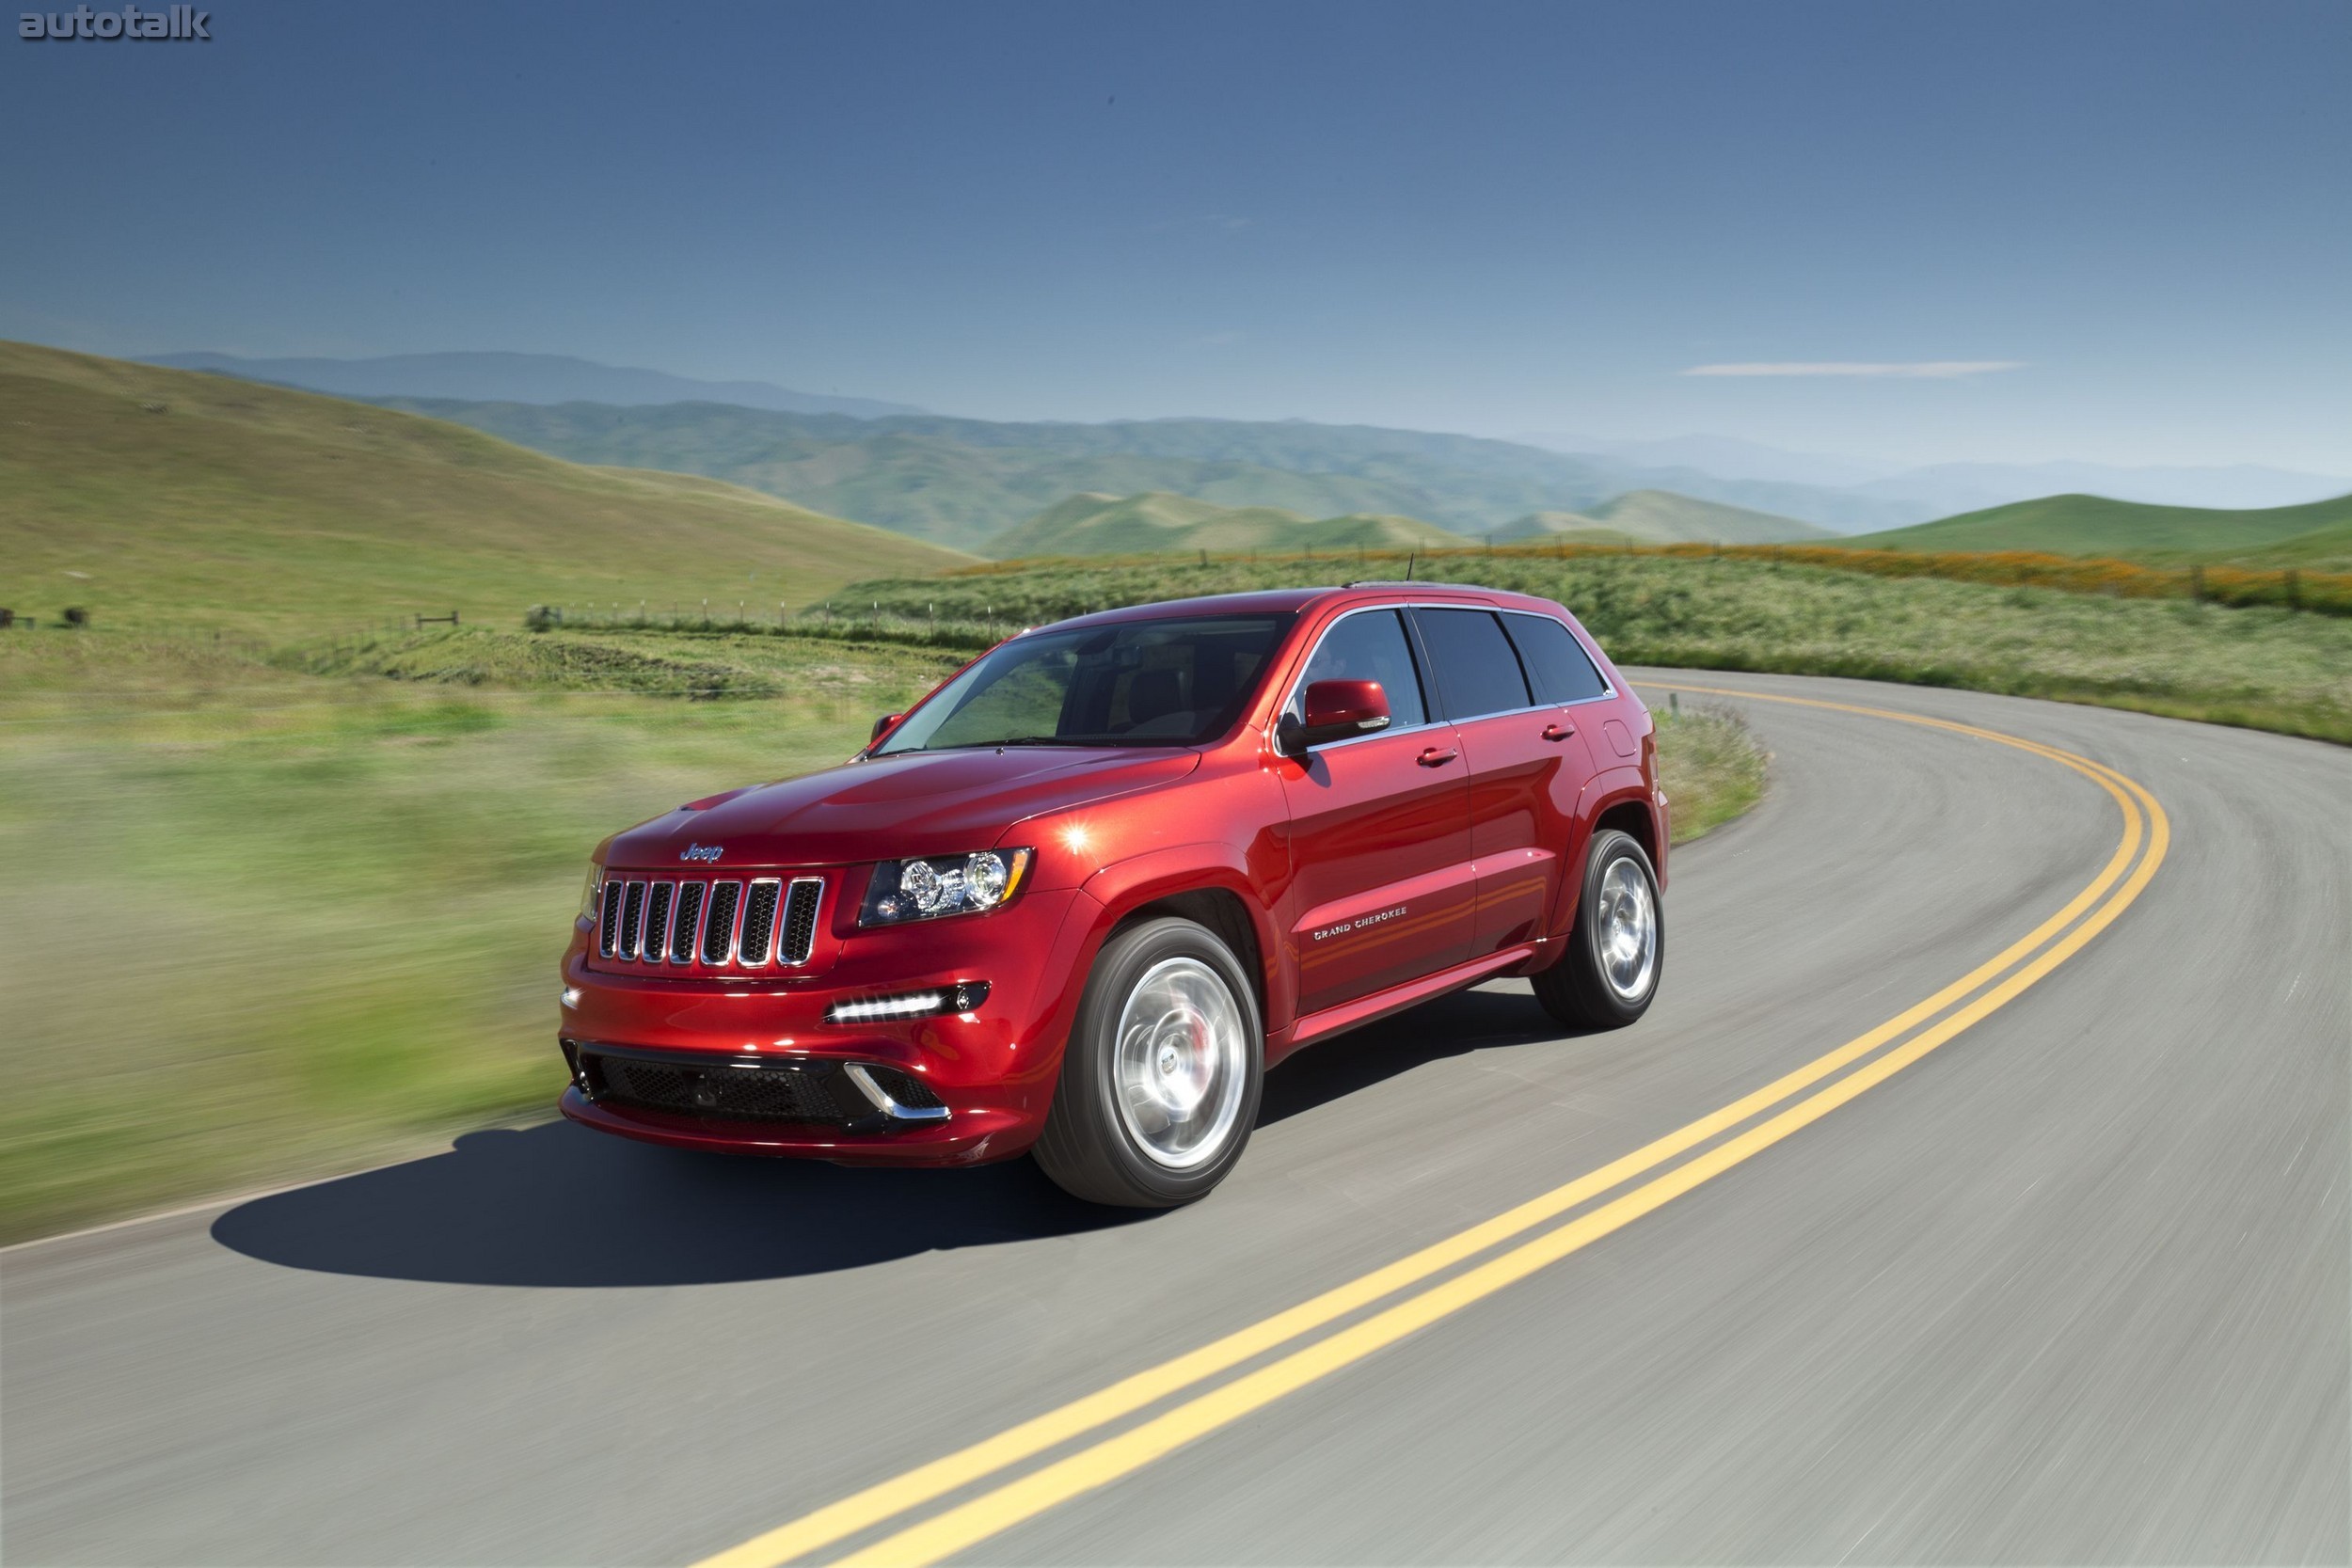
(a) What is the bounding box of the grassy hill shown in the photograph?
[368,397,1926,547]
[988,491,1471,558]
[1493,490,1831,546]
[1849,490,2352,563]
[0,342,971,631]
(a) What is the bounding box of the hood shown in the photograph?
[602,745,1200,870]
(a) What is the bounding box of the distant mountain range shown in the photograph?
[1516,432,2347,516]
[141,349,2352,553]
[993,493,1471,559]
[352,396,1934,548]
[146,351,925,420]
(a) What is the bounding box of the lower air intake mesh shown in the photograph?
[594,1054,845,1122]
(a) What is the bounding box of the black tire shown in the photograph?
[1034,916,1263,1208]
[1532,829,1664,1030]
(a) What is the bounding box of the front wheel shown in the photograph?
[1034,916,1263,1207]
[1532,828,1663,1030]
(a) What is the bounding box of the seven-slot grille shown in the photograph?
[596,875,823,967]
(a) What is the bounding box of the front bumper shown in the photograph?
[556,883,1101,1165]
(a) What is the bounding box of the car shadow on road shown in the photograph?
[1257,984,1576,1126]
[211,1122,1143,1289]
[214,987,1573,1290]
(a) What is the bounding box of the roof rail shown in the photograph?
[1341,579,1499,593]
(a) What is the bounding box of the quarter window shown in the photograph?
[1287,609,1428,729]
[1502,612,1610,704]
[1411,608,1532,720]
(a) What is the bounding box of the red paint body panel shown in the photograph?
[560,585,1663,1164]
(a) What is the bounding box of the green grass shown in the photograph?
[0,341,973,634]
[1847,489,2352,560]
[1654,703,1769,842]
[799,550,2352,744]
[0,631,967,1243]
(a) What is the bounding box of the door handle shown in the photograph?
[1542,721,1576,741]
[1417,745,1459,768]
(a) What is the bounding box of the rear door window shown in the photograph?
[1288,609,1428,728]
[1502,612,1610,704]
[1411,608,1534,720]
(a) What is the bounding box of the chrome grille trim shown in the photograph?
[597,879,623,958]
[619,880,647,959]
[737,879,783,969]
[668,881,706,964]
[701,881,743,966]
[593,873,825,969]
[779,878,824,966]
[642,881,675,964]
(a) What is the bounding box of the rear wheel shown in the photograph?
[1533,829,1663,1030]
[1035,916,1263,1207]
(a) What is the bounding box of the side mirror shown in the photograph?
[870,713,901,744]
[1279,679,1391,756]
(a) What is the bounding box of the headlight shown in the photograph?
[861,847,1033,927]
[578,863,603,921]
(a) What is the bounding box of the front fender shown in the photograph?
[1079,843,1292,1037]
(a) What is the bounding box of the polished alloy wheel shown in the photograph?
[1596,855,1659,1001]
[1112,956,1247,1169]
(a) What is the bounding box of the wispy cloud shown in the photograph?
[1681,360,2026,379]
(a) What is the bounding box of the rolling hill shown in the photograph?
[360,398,1927,547]
[0,342,971,631]
[151,351,924,419]
[1848,491,2352,563]
[989,492,1471,559]
[1492,490,1833,546]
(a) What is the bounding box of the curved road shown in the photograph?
[6,672,2345,1565]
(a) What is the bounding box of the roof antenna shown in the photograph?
[1405,550,1416,581]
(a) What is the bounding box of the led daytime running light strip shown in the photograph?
[824,980,991,1025]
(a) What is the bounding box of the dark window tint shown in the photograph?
[1502,613,1609,704]
[1289,609,1427,728]
[877,614,1290,752]
[1412,609,1532,720]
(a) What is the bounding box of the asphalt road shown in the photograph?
[6,672,2346,1566]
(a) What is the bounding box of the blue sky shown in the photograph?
[4,0,2345,468]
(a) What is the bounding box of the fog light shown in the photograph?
[824,981,990,1024]
[561,987,582,1009]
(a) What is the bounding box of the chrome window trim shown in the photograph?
[1276,602,1620,758]
[778,877,825,967]
[737,878,784,969]
[1494,608,1618,705]
[1274,602,1444,753]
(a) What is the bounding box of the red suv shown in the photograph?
[560,585,1665,1206]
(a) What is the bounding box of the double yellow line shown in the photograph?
[696,688,2169,1568]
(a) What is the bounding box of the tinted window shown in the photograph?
[1412,609,1532,720]
[878,614,1289,752]
[1288,609,1427,728]
[1502,612,1609,704]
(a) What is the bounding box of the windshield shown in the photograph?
[875,614,1293,754]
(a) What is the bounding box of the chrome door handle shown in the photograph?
[1417,746,1459,767]
[1542,722,1575,741]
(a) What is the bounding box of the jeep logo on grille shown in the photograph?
[680,843,723,863]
